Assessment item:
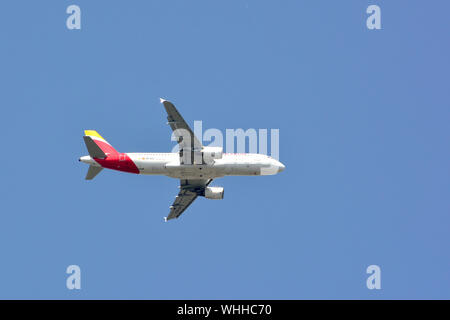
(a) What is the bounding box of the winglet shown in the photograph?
[164,217,168,222]
[160,98,166,104]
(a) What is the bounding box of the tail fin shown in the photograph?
[83,130,119,158]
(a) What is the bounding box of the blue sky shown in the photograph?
[0,1,449,299]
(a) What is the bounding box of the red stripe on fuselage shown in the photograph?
[94,153,140,174]
[90,139,139,174]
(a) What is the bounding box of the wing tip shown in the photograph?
[160,98,167,104]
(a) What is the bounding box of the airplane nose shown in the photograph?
[278,162,285,173]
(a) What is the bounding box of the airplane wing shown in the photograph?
[166,179,213,221]
[160,98,203,164]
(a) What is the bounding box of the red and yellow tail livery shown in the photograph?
[80,130,139,180]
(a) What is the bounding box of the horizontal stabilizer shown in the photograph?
[85,165,103,180]
[83,136,107,159]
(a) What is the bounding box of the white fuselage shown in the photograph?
[125,152,285,179]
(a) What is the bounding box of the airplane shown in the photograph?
[79,99,285,221]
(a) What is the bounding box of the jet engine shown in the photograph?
[204,186,224,200]
[202,147,223,164]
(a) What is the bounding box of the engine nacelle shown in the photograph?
[204,186,224,200]
[202,146,223,164]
